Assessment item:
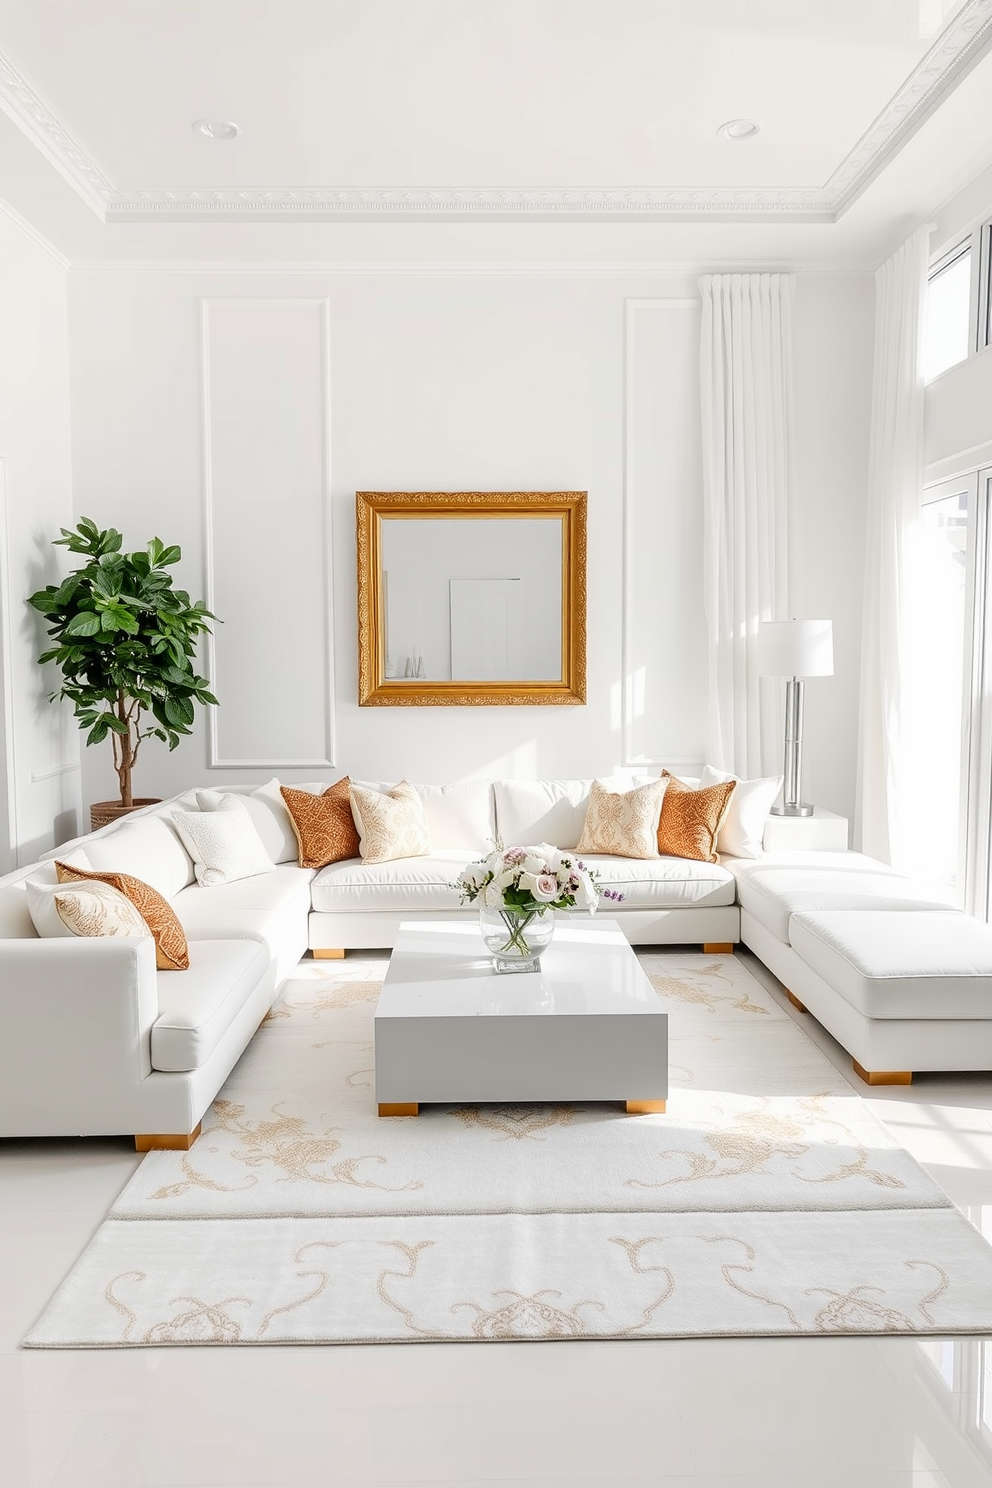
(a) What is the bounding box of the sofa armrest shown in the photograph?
[0,937,160,1135]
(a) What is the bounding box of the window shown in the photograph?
[923,215,992,383]
[923,242,972,380]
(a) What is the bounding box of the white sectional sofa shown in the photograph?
[0,775,986,1149]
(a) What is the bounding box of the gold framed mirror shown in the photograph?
[357,490,587,706]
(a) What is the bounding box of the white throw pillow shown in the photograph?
[195,778,299,864]
[699,765,783,859]
[24,854,93,937]
[171,797,275,886]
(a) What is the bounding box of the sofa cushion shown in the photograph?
[310,851,737,913]
[788,909,992,1020]
[576,854,738,909]
[353,779,493,853]
[172,864,315,960]
[74,813,195,899]
[311,853,467,914]
[151,939,270,1072]
[494,779,596,851]
[733,853,954,944]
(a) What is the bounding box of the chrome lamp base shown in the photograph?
[774,677,814,817]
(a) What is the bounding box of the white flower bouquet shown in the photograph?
[455,842,619,915]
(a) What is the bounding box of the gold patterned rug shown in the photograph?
[24,952,992,1346]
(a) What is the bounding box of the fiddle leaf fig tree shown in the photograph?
[28,517,219,808]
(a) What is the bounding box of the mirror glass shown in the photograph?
[382,517,563,682]
[357,491,586,707]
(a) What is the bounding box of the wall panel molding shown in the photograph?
[200,297,335,771]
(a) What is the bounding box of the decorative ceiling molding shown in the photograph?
[1,0,991,225]
[0,49,112,213]
[107,185,834,221]
[825,0,992,210]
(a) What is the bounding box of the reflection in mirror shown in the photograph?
[382,518,563,682]
[357,491,586,707]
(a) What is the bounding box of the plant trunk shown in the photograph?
[116,695,134,808]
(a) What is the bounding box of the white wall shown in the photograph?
[791,274,874,825]
[66,267,872,822]
[0,213,78,867]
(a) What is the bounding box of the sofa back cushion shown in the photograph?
[494,779,597,851]
[351,780,493,852]
[80,815,194,900]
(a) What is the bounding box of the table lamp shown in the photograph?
[758,619,834,817]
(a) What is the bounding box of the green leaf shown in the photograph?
[157,544,181,566]
[65,611,103,637]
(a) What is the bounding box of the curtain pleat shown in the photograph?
[699,272,794,776]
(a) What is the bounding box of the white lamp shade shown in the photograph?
[758,619,834,678]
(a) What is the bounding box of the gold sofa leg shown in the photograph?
[852,1060,913,1087]
[626,1100,666,1114]
[378,1103,419,1117]
[703,943,734,954]
[313,948,346,960]
[135,1123,202,1152]
[785,990,808,1013]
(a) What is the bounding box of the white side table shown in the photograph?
[762,808,849,853]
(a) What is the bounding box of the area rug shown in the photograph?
[24,951,992,1346]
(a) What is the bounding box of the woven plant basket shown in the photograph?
[89,798,161,832]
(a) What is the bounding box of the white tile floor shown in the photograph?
[4,948,992,1488]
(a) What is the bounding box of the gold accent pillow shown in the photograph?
[54,881,153,942]
[656,773,737,863]
[348,780,432,864]
[575,778,666,859]
[280,779,360,869]
[55,861,190,971]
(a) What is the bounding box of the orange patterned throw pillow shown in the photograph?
[656,773,737,863]
[55,861,190,970]
[280,779,361,869]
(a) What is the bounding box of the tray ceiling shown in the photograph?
[1,0,991,261]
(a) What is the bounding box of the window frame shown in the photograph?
[925,215,992,380]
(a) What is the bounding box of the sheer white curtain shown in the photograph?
[699,273,794,776]
[857,227,929,868]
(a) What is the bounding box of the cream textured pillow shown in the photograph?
[53,881,153,942]
[195,779,299,864]
[575,778,667,859]
[699,765,783,858]
[348,780,432,864]
[170,796,275,886]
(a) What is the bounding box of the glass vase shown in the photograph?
[479,903,555,974]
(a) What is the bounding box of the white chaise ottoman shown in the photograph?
[784,909,992,1084]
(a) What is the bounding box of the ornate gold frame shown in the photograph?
[357,490,587,706]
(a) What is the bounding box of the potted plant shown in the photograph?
[28,517,218,829]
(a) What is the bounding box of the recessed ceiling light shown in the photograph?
[718,119,761,140]
[192,119,240,141]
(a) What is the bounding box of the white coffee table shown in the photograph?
[374,918,668,1116]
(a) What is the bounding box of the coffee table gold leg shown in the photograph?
[626,1099,666,1114]
[378,1102,419,1117]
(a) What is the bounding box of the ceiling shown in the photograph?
[1,0,992,266]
